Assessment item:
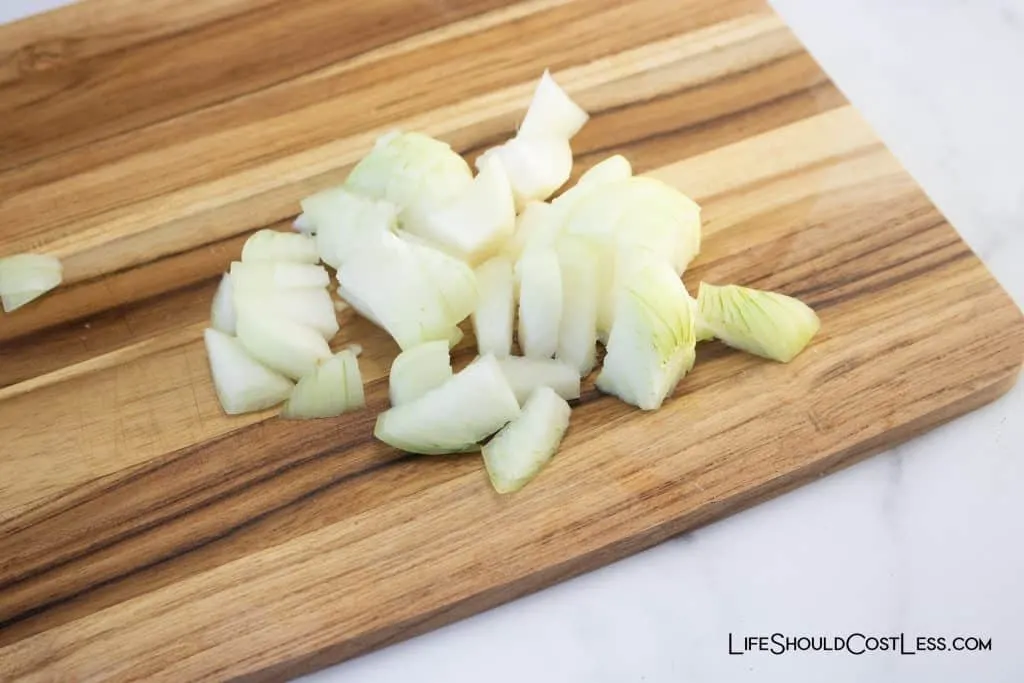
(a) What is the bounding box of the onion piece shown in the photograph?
[336,232,456,350]
[406,240,478,325]
[235,305,332,380]
[472,256,515,358]
[551,154,633,217]
[555,238,600,375]
[0,254,62,313]
[519,70,589,141]
[233,286,338,341]
[497,356,581,405]
[689,292,715,343]
[389,340,453,405]
[482,385,571,494]
[229,261,330,290]
[293,213,314,234]
[343,348,366,407]
[596,259,696,410]
[204,328,293,415]
[210,273,236,335]
[415,154,516,263]
[477,135,572,210]
[502,201,563,263]
[374,354,520,455]
[516,247,562,359]
[345,131,473,234]
[301,187,398,269]
[697,283,819,362]
[281,349,363,419]
[241,229,319,264]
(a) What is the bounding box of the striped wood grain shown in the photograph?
[0,0,1021,680]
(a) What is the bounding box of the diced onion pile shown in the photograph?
[197,69,820,493]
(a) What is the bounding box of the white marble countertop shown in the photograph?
[4,1,1022,681]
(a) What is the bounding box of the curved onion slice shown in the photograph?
[482,385,571,494]
[345,131,473,234]
[210,273,236,335]
[336,232,456,350]
[551,154,633,217]
[293,213,314,234]
[555,238,600,375]
[415,155,516,263]
[472,256,515,358]
[241,229,319,264]
[406,240,478,324]
[497,356,580,405]
[233,286,338,341]
[204,328,293,415]
[502,201,563,263]
[230,261,330,290]
[697,283,819,362]
[389,340,453,405]
[235,305,332,380]
[516,247,562,359]
[518,70,589,141]
[689,292,715,343]
[596,259,696,410]
[374,354,520,454]
[281,349,364,419]
[302,187,398,269]
[477,135,572,209]
[0,253,62,313]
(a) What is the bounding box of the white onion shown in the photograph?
[229,261,330,290]
[241,229,319,264]
[336,232,457,350]
[596,259,696,410]
[389,340,453,405]
[477,135,573,209]
[233,286,338,341]
[516,247,562,359]
[472,256,515,358]
[497,356,581,405]
[518,70,589,141]
[374,354,520,454]
[482,385,571,494]
[406,240,478,325]
[555,238,600,375]
[210,273,236,335]
[302,187,398,269]
[415,154,516,263]
[551,154,633,217]
[204,328,293,415]
[0,253,62,313]
[293,213,314,234]
[502,201,563,263]
[281,349,364,419]
[235,305,332,380]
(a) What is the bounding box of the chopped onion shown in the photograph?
[482,385,571,494]
[204,327,293,415]
[406,239,478,325]
[0,253,62,313]
[555,238,600,375]
[472,256,515,358]
[374,354,521,454]
[345,131,473,234]
[343,348,366,407]
[301,187,398,269]
[293,213,314,234]
[281,349,364,419]
[414,154,516,263]
[336,232,457,350]
[235,304,332,380]
[229,261,330,290]
[596,258,696,410]
[697,283,820,362]
[502,201,563,263]
[241,229,319,264]
[477,135,573,210]
[210,273,236,335]
[551,154,633,217]
[389,340,453,405]
[233,286,338,341]
[498,356,581,405]
[516,247,562,359]
[519,70,589,141]
[689,292,715,342]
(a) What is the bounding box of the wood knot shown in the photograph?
[16,38,77,75]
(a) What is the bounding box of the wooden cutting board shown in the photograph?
[1,0,1021,680]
